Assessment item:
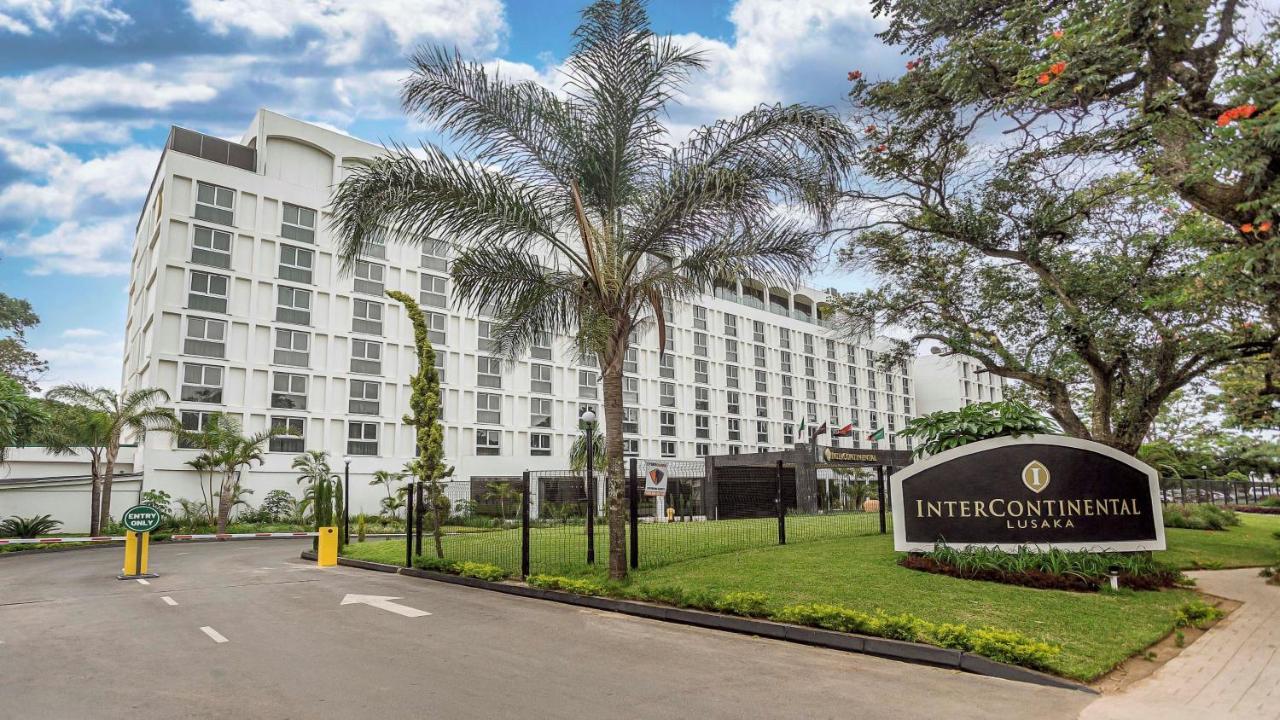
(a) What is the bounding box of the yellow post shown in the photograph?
[317,526,338,567]
[122,531,150,576]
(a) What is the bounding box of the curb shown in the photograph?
[311,551,1093,694]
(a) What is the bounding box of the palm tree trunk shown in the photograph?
[216,473,234,533]
[99,441,119,532]
[87,451,103,536]
[602,327,629,580]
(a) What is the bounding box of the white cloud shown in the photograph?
[186,0,508,65]
[0,0,130,37]
[33,337,124,391]
[4,216,135,276]
[0,139,155,221]
[62,327,105,338]
[0,62,221,114]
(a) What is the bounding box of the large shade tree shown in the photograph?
[331,0,852,578]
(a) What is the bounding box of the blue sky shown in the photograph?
[0,0,901,390]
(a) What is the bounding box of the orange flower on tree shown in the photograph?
[1241,223,1254,233]
[1260,221,1273,233]
[848,70,862,81]
[1050,61,1067,75]
[1217,104,1258,127]
[865,124,877,134]
[1038,73,1052,85]
[1052,28,1064,40]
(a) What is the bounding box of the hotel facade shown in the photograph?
[118,110,945,516]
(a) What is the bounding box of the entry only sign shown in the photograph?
[121,504,162,533]
[890,435,1165,552]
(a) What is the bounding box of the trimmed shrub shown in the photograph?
[455,561,508,582]
[904,544,1183,591]
[714,591,770,617]
[1174,601,1224,629]
[1162,504,1241,530]
[527,574,608,596]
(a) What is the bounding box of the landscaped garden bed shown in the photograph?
[899,546,1184,592]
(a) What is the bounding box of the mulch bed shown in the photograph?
[899,555,1181,592]
[1227,505,1280,515]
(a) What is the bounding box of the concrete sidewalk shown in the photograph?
[1082,568,1280,720]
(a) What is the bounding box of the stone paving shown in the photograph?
[1082,568,1280,720]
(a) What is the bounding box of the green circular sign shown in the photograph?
[121,505,162,533]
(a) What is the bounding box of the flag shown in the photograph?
[866,426,886,441]
[812,421,828,437]
[833,423,854,438]
[797,418,806,435]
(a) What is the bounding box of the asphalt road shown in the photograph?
[0,541,1094,719]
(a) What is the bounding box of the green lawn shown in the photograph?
[1156,512,1280,569]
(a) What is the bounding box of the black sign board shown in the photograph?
[890,435,1164,552]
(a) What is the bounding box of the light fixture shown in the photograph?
[580,409,596,425]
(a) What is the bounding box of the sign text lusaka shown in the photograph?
[890,435,1165,552]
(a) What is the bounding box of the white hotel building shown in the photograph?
[119,110,928,515]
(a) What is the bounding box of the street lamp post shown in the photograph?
[581,409,596,565]
[343,456,352,545]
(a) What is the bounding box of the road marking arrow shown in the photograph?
[340,594,431,618]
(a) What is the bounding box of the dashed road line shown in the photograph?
[136,579,150,586]
[200,626,228,644]
[161,596,178,606]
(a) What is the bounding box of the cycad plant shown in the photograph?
[331,0,851,578]
[293,450,344,544]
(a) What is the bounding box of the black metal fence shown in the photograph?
[1160,478,1278,506]
[391,459,887,578]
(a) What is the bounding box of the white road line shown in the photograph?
[200,626,228,644]
[161,596,178,606]
[136,579,150,586]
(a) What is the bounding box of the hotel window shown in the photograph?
[728,418,741,442]
[194,181,234,226]
[622,375,640,404]
[725,338,739,363]
[805,379,817,400]
[781,375,793,397]
[624,347,638,374]
[661,440,676,458]
[783,424,794,445]
[660,411,676,436]
[826,339,836,359]
[847,346,858,364]
[660,381,675,407]
[578,370,598,399]
[725,365,739,389]
[279,244,314,284]
[694,359,709,384]
[183,317,225,358]
[275,286,311,325]
[869,392,878,409]
[780,351,792,374]
[269,417,305,453]
[659,353,675,379]
[428,312,447,345]
[902,377,911,395]
[757,421,769,444]
[178,410,216,448]
[865,348,875,365]
[754,345,766,368]
[478,321,496,352]
[350,338,382,375]
[694,332,708,357]
[434,351,447,384]
[352,299,383,335]
[754,369,768,392]
[693,305,707,330]
[180,363,222,403]
[903,398,912,415]
[477,357,502,388]
[531,333,552,360]
[622,406,639,434]
[885,374,895,393]
[475,429,501,456]
[867,368,877,388]
[420,274,447,308]
[803,334,814,355]
[421,239,449,273]
[281,203,316,243]
[530,363,552,394]
[695,386,709,411]
[476,392,502,424]
[271,372,307,410]
[695,415,710,439]
[778,327,790,349]
[783,398,794,421]
[623,438,640,456]
[192,226,232,268]
[723,314,737,337]
[530,433,552,456]
[349,380,380,415]
[347,422,378,456]
[807,404,818,422]
[188,271,228,313]
[353,260,385,295]
[273,327,311,366]
[829,385,838,403]
[887,395,896,412]
[804,356,815,377]
[696,443,709,457]
[727,391,740,415]
[755,394,768,418]
[360,228,387,259]
[728,445,740,455]
[530,397,552,428]
[753,321,765,343]
[827,361,837,382]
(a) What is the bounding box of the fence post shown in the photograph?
[521,472,531,578]
[415,482,424,557]
[877,466,887,535]
[405,481,415,568]
[1179,476,1186,506]
[629,457,639,569]
[776,460,786,545]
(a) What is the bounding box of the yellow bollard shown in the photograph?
[121,531,150,576]
[317,526,338,567]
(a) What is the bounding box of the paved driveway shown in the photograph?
[0,541,1093,719]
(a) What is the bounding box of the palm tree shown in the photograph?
[45,385,177,535]
[482,481,521,522]
[369,469,404,518]
[330,0,851,578]
[211,429,272,533]
[293,450,343,540]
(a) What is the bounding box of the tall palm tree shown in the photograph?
[211,429,272,533]
[293,450,342,540]
[369,469,404,518]
[330,0,850,578]
[45,385,177,535]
